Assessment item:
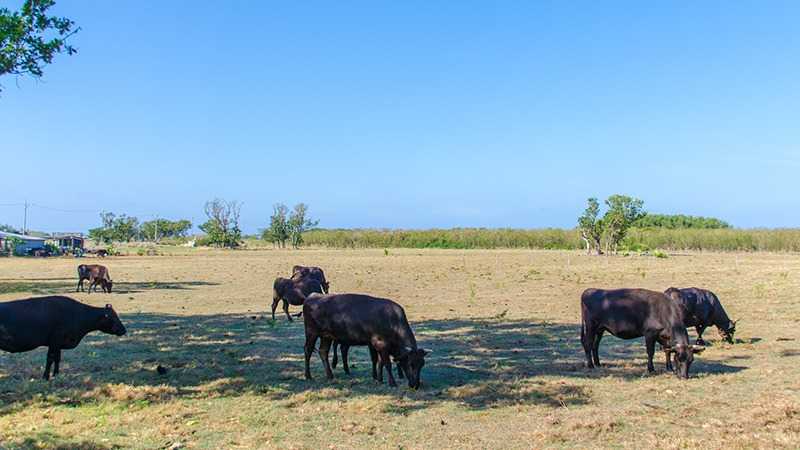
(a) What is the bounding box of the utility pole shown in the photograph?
[154,214,159,243]
[23,200,29,235]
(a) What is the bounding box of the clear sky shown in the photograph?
[2,1,798,233]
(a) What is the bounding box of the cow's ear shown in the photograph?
[105,304,112,309]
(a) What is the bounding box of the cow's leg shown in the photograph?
[76,278,83,292]
[53,349,62,376]
[331,341,339,368]
[664,349,674,372]
[304,334,318,380]
[695,325,706,345]
[370,347,379,381]
[581,322,595,369]
[592,330,604,367]
[380,351,397,387]
[319,337,334,380]
[271,296,280,321]
[283,299,292,322]
[341,344,351,375]
[645,336,656,373]
[43,347,58,380]
[397,363,405,379]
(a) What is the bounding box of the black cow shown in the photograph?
[271,276,324,321]
[291,265,330,293]
[0,296,127,380]
[665,287,737,345]
[581,288,705,378]
[77,264,113,294]
[303,293,428,388]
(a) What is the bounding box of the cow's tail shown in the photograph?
[579,289,594,346]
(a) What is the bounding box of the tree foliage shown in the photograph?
[88,212,139,244]
[0,224,20,234]
[0,0,79,92]
[633,214,730,229]
[263,203,289,248]
[288,203,318,248]
[602,194,645,254]
[140,219,192,242]
[199,199,242,248]
[577,198,603,255]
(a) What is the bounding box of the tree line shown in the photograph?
[88,213,192,244]
[633,214,730,229]
[86,199,319,249]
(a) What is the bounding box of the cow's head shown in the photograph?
[719,320,737,344]
[100,304,127,336]
[665,344,705,379]
[396,347,430,389]
[105,279,113,293]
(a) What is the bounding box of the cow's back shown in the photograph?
[304,293,408,346]
[0,296,77,352]
[581,288,677,338]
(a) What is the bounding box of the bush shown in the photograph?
[302,228,800,252]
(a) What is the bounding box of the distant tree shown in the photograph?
[602,195,645,254]
[263,203,289,248]
[0,0,80,92]
[88,211,139,244]
[288,203,318,249]
[0,224,20,234]
[577,198,603,255]
[633,214,731,229]
[199,199,241,248]
[141,219,192,242]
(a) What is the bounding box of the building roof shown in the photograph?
[0,231,47,241]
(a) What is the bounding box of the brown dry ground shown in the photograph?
[0,248,798,449]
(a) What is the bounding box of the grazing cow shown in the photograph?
[580,288,705,379]
[271,277,324,321]
[0,296,127,380]
[303,293,429,388]
[77,264,114,294]
[291,265,330,293]
[665,287,737,345]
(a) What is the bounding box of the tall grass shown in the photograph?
[302,228,800,252]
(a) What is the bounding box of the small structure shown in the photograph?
[0,231,47,255]
[49,233,85,253]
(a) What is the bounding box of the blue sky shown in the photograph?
[1,1,798,233]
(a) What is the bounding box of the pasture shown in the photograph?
[0,249,798,449]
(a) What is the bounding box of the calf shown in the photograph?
[291,265,330,293]
[665,287,737,344]
[581,288,705,378]
[303,293,429,388]
[0,296,127,380]
[77,264,113,294]
[271,277,324,321]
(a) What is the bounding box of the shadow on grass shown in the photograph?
[0,314,747,416]
[0,280,219,296]
[2,431,118,450]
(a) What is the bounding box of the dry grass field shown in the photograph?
[0,248,799,449]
